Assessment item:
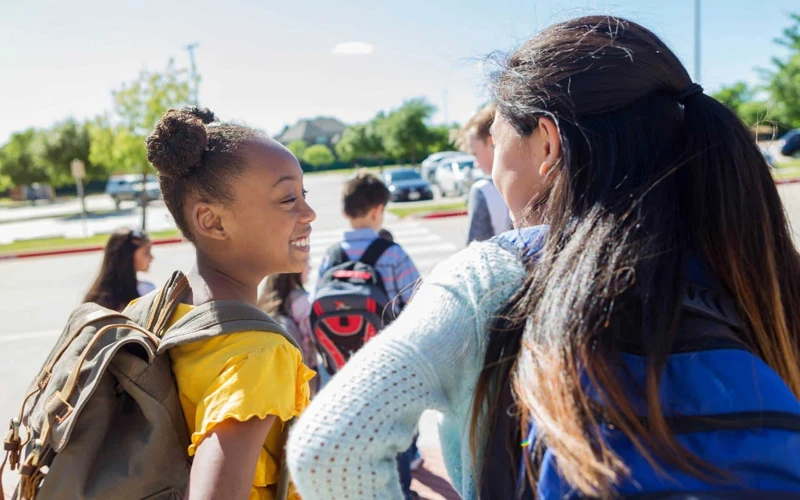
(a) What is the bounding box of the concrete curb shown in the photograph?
[0,237,184,262]
[419,209,468,220]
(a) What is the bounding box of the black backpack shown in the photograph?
[310,238,395,375]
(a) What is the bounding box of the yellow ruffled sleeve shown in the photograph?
[188,338,316,455]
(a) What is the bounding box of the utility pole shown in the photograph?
[442,88,449,125]
[185,43,200,105]
[693,0,701,83]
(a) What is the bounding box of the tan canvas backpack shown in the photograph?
[1,271,300,500]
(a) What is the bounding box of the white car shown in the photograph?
[436,154,478,197]
[106,174,161,209]
[421,151,459,183]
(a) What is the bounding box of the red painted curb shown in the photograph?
[419,209,468,220]
[0,237,184,262]
[776,177,800,185]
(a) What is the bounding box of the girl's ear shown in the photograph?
[190,201,228,241]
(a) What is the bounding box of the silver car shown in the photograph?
[106,174,161,209]
[421,151,459,183]
[436,154,478,197]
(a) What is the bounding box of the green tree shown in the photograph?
[766,13,800,128]
[428,124,458,154]
[376,98,437,163]
[303,144,336,168]
[40,118,102,186]
[0,129,49,187]
[89,58,193,228]
[713,82,753,111]
[711,82,772,127]
[0,173,11,193]
[286,140,308,159]
[335,123,386,164]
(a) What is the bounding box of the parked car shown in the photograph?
[106,174,161,209]
[383,168,434,202]
[780,129,800,158]
[421,151,459,183]
[436,154,478,197]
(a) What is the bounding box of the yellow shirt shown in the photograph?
[167,303,315,500]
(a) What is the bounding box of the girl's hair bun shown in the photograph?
[146,107,217,178]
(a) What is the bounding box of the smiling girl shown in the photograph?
[145,107,316,500]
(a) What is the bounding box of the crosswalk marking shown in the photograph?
[308,222,460,268]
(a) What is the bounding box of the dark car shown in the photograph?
[781,129,800,158]
[383,169,434,202]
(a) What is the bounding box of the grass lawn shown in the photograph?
[0,197,30,208]
[773,161,800,181]
[0,229,181,255]
[387,200,467,218]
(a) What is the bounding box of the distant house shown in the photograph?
[275,117,346,147]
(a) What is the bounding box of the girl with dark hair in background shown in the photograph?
[259,258,320,396]
[83,228,155,311]
[288,16,800,499]
[146,106,316,499]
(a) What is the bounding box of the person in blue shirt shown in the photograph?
[313,171,422,499]
[314,171,420,316]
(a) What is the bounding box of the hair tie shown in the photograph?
[676,83,704,104]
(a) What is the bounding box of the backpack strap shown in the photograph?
[359,238,395,267]
[157,300,301,357]
[123,271,190,337]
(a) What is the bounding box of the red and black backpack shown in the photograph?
[310,238,395,375]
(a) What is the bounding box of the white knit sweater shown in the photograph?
[287,236,531,499]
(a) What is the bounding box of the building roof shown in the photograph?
[275,117,346,144]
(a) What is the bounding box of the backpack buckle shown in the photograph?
[6,418,19,442]
[4,418,21,469]
[30,439,42,467]
[37,370,51,391]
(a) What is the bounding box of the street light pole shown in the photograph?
[694,0,701,83]
[185,42,200,105]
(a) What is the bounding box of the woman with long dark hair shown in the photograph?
[83,228,155,311]
[288,16,800,499]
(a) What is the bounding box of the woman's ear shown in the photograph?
[537,117,562,178]
[190,201,228,241]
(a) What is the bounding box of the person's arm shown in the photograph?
[287,242,526,498]
[467,186,493,244]
[186,416,275,500]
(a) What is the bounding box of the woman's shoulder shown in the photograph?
[489,225,548,257]
[430,225,547,287]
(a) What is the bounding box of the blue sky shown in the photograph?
[1,0,797,144]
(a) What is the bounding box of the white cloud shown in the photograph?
[332,42,374,56]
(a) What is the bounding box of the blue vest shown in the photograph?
[494,227,800,498]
